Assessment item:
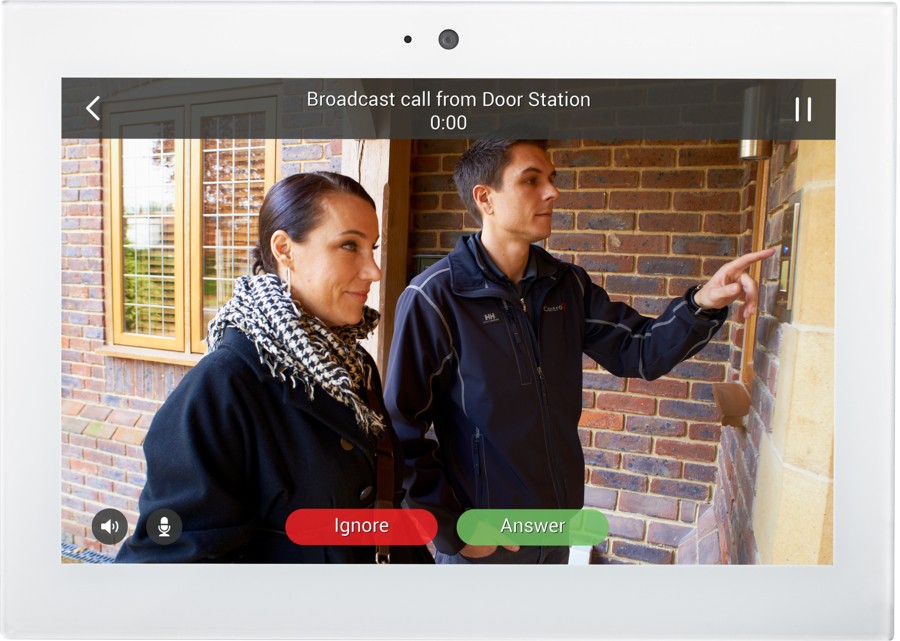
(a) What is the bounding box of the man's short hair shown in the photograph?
[453,138,548,224]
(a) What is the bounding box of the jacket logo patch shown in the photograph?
[483,312,499,324]
[543,303,566,313]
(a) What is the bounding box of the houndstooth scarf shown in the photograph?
[206,273,385,436]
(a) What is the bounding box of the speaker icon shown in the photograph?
[91,508,128,545]
[100,519,119,534]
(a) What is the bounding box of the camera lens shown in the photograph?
[439,29,459,50]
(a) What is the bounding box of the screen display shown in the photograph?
[59,77,835,567]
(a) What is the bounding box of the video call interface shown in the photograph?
[60,78,836,566]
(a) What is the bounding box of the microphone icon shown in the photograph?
[158,516,171,537]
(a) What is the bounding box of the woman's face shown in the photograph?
[283,192,381,327]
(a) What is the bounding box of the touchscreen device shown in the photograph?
[2,1,895,638]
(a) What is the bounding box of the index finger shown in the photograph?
[723,247,777,276]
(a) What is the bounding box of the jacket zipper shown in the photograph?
[516,289,566,509]
[473,429,487,508]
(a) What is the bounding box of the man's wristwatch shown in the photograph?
[686,285,723,320]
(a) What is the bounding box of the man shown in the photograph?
[384,138,774,564]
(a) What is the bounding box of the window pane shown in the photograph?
[119,123,177,338]
[199,113,265,341]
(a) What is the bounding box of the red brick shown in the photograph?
[637,256,700,277]
[622,454,681,478]
[552,148,610,167]
[593,432,651,454]
[590,469,648,492]
[673,192,740,212]
[684,462,718,483]
[552,212,574,230]
[670,361,725,381]
[411,155,440,173]
[581,391,595,408]
[619,490,679,519]
[412,174,454,193]
[703,213,744,234]
[678,147,741,167]
[110,409,143,429]
[650,478,710,501]
[624,415,686,437]
[707,168,744,188]
[441,189,464,210]
[555,191,608,210]
[610,541,674,565]
[82,422,116,439]
[548,233,605,252]
[112,427,146,446]
[61,400,85,416]
[641,170,704,189]
[656,439,717,462]
[414,212,462,230]
[80,405,112,421]
[627,378,689,399]
[62,417,88,434]
[68,433,97,449]
[606,234,667,254]
[410,194,439,210]
[614,148,676,168]
[582,372,625,392]
[578,170,639,188]
[688,423,722,442]
[578,410,623,430]
[659,399,719,422]
[575,212,635,231]
[583,448,621,468]
[578,428,591,446]
[575,254,634,273]
[604,275,665,296]
[606,514,645,541]
[595,392,655,416]
[583,486,617,509]
[672,235,736,256]
[648,522,694,547]
[608,191,669,210]
[697,530,722,564]
[638,212,700,233]
[439,231,464,249]
[111,454,144,473]
[679,500,698,524]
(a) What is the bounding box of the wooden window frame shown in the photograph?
[102,95,278,363]
[108,108,186,352]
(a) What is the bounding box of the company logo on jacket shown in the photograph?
[543,303,566,313]
[483,312,499,324]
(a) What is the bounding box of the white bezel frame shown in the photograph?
[1,2,894,638]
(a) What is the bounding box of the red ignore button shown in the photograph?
[286,509,437,546]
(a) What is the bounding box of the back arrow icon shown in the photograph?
[86,96,100,121]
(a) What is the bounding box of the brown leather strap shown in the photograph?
[366,386,393,564]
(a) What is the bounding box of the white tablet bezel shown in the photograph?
[1,1,894,638]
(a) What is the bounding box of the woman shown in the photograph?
[116,172,431,563]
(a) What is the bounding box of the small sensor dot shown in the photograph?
[404,35,412,43]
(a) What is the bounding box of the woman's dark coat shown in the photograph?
[115,326,432,563]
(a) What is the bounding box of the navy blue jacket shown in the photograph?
[116,327,432,563]
[384,236,726,553]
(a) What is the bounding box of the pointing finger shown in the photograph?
[740,271,759,318]
[723,247,777,278]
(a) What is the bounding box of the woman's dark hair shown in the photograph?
[252,172,377,275]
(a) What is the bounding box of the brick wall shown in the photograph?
[60,140,341,556]
[708,141,796,564]
[408,139,750,564]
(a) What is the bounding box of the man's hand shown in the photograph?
[458,543,520,559]
[693,247,777,321]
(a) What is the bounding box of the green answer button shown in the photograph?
[457,509,609,546]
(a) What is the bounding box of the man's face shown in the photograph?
[480,143,559,244]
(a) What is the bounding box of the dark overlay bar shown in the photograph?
[63,78,835,140]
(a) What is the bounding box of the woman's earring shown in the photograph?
[283,265,292,297]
